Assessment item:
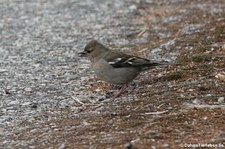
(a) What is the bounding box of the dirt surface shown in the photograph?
[0,0,225,148]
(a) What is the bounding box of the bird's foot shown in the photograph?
[113,84,128,98]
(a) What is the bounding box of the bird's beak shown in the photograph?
[78,51,87,57]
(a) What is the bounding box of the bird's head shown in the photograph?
[81,40,109,62]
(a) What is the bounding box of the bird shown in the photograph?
[80,39,170,98]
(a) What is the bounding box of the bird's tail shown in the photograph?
[143,61,173,70]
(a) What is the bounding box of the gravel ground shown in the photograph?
[0,0,142,131]
[0,0,225,148]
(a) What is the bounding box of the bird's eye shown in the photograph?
[86,48,93,53]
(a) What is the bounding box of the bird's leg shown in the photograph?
[129,81,137,90]
[113,84,128,98]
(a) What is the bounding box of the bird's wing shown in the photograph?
[104,51,164,68]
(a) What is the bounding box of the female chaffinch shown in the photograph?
[81,40,169,98]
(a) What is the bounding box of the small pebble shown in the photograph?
[58,143,65,149]
[192,99,200,104]
[24,87,32,92]
[180,94,185,98]
[0,69,8,73]
[163,143,170,147]
[129,5,137,11]
[215,73,225,81]
[188,89,193,92]
[111,112,118,116]
[202,116,208,120]
[124,142,132,149]
[218,97,224,103]
[206,94,212,97]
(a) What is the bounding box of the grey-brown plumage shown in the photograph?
[82,40,169,97]
[83,40,168,84]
